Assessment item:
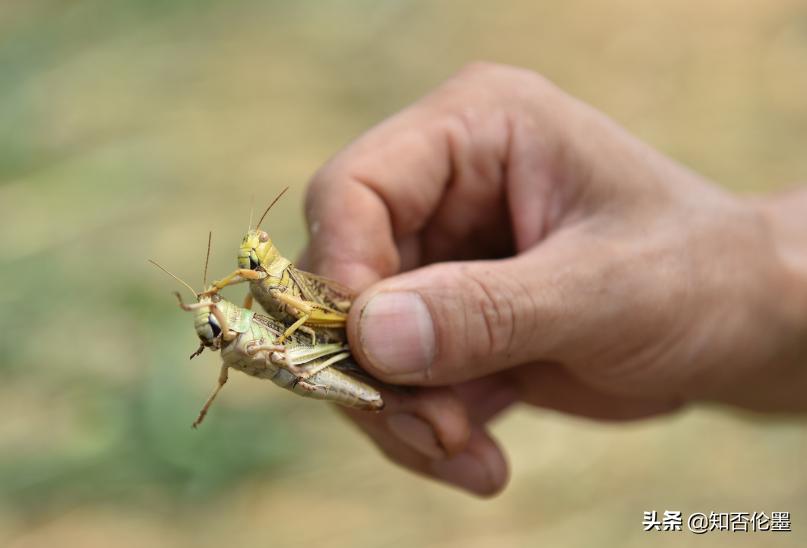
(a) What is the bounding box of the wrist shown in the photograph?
[753,187,807,281]
[748,188,807,406]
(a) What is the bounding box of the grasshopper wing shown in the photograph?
[289,267,355,313]
[332,358,413,396]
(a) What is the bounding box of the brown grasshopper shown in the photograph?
[150,247,383,428]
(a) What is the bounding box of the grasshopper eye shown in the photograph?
[209,319,222,338]
[258,231,269,243]
[211,294,222,303]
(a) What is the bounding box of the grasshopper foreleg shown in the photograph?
[192,364,229,429]
[202,269,266,296]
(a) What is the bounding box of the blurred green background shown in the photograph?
[1,1,806,547]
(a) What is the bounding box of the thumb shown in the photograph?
[348,247,577,385]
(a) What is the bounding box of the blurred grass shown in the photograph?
[1,1,806,547]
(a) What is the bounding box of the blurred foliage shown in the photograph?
[1,0,806,547]
[0,365,293,512]
[0,0,304,522]
[0,246,295,517]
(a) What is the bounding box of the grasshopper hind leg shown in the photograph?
[294,351,350,380]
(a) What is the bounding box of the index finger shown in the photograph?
[300,64,517,290]
[302,106,450,290]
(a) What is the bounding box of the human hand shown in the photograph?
[299,63,807,495]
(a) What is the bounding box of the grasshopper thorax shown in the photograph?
[238,229,280,272]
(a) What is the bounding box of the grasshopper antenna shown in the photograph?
[248,193,255,230]
[203,231,212,287]
[149,260,197,298]
[256,186,289,230]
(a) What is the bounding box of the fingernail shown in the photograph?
[430,453,495,495]
[359,292,435,375]
[387,414,446,460]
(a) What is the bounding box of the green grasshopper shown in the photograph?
[203,188,351,344]
[150,254,384,428]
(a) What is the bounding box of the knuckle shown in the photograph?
[444,63,558,123]
[457,60,502,78]
[461,266,521,359]
[455,61,549,90]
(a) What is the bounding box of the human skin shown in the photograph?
[297,62,807,496]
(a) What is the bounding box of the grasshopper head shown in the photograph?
[238,229,278,271]
[181,290,252,353]
[190,293,226,350]
[173,291,236,352]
